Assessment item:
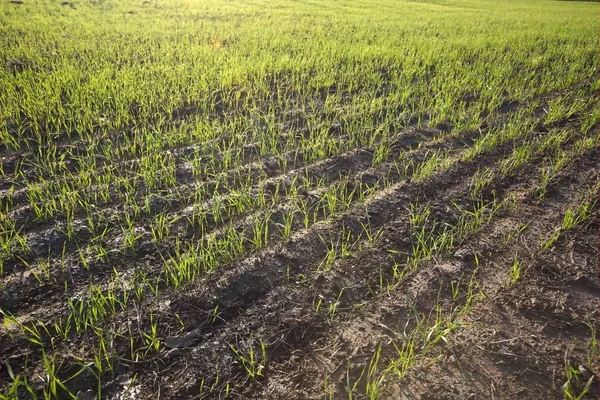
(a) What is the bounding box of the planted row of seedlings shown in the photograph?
[2,0,599,397]
[3,90,597,397]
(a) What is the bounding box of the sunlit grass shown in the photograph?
[0,0,598,397]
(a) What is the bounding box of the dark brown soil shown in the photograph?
[0,91,598,400]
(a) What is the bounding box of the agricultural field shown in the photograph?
[0,0,599,398]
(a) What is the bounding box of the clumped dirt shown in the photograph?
[0,90,598,400]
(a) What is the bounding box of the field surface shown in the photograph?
[1,0,599,398]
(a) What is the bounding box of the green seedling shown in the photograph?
[229,338,267,380]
